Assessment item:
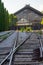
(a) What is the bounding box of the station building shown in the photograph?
[13,5,43,30]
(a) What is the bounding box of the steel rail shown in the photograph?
[9,32,43,65]
[8,32,32,65]
[9,41,16,65]
[0,32,32,65]
[35,33,43,57]
[0,32,18,65]
[39,35,43,57]
[9,32,19,65]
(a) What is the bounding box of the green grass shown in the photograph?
[19,27,32,32]
[37,30,42,35]
[0,31,13,42]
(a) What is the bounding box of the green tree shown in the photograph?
[0,1,9,31]
[4,9,9,30]
[0,1,4,31]
[40,18,43,25]
[9,14,17,27]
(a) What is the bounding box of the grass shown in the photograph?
[36,30,42,35]
[0,31,13,42]
[0,35,7,42]
[19,27,32,32]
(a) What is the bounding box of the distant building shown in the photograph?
[14,5,43,30]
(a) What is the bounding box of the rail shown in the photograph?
[35,32,43,58]
[38,34,43,57]
[8,32,32,65]
[0,32,19,65]
[1,32,43,65]
[0,32,32,65]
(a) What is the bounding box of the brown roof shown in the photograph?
[14,5,43,16]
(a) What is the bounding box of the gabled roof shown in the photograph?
[14,5,43,16]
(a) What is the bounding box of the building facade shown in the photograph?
[14,5,43,30]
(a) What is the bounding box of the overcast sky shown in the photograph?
[2,0,43,14]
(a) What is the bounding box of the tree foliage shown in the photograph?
[0,0,18,31]
[9,14,18,27]
[0,0,9,31]
[40,18,43,25]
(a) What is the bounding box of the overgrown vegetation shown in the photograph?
[40,18,43,25]
[26,27,32,32]
[0,0,9,31]
[0,0,17,32]
[20,27,25,32]
[9,14,17,27]
[38,30,42,35]
[19,27,32,32]
[0,31,13,42]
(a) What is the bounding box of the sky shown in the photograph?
[2,0,43,14]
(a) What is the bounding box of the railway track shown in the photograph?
[0,31,14,42]
[0,32,43,65]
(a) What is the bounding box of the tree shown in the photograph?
[9,14,17,27]
[4,9,9,30]
[0,1,9,31]
[0,1,5,31]
[40,18,43,25]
